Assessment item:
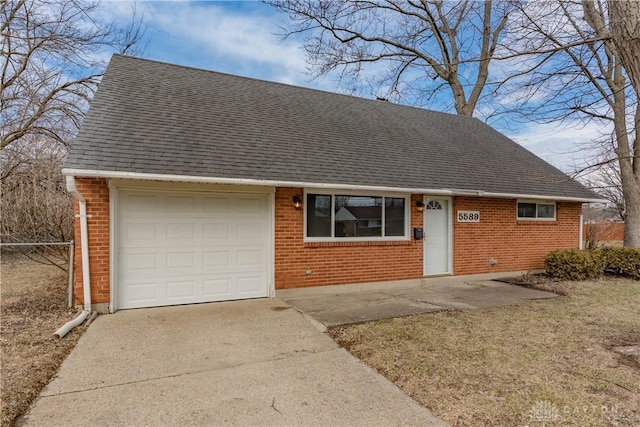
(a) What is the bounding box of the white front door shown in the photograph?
[116,189,270,310]
[423,198,450,275]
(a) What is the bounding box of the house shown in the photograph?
[63,55,601,313]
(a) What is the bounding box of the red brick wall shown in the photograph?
[274,187,424,289]
[71,182,583,301]
[73,178,110,305]
[453,197,582,275]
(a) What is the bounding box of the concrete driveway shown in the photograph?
[22,298,446,426]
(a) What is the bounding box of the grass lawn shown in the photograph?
[1,255,82,426]
[330,278,640,426]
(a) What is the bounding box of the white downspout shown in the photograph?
[55,176,92,338]
[579,214,584,250]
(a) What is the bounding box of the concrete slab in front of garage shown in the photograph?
[22,298,446,426]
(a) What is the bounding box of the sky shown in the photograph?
[100,0,604,174]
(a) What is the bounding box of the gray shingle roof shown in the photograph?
[64,55,599,201]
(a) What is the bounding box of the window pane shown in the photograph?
[306,194,331,237]
[426,200,442,210]
[335,195,382,237]
[385,198,405,236]
[537,204,555,218]
[518,202,536,218]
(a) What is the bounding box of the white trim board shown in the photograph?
[62,168,605,203]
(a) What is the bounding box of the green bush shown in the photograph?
[544,249,605,280]
[545,247,640,280]
[597,247,640,279]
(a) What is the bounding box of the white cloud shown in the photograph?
[139,2,309,86]
[507,120,612,172]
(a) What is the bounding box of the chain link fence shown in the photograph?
[1,241,75,308]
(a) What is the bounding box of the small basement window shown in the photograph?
[305,192,409,241]
[517,200,556,220]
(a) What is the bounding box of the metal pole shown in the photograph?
[0,242,73,246]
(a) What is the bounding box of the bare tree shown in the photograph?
[582,158,625,221]
[268,0,513,116]
[1,137,73,270]
[1,0,146,268]
[1,0,145,154]
[269,0,638,246]
[607,0,640,247]
[501,0,639,247]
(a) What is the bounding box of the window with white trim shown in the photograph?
[305,192,409,241]
[517,200,556,220]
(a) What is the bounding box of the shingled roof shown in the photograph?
[64,55,599,201]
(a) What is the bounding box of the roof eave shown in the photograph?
[61,168,605,204]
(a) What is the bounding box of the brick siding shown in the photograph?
[274,187,424,289]
[275,190,582,288]
[73,178,110,305]
[453,197,581,274]
[72,181,582,303]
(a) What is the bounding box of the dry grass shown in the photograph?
[1,254,82,427]
[330,278,640,426]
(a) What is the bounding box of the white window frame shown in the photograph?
[517,199,557,221]
[303,189,411,242]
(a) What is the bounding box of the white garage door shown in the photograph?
[117,189,270,309]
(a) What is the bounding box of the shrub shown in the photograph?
[597,247,640,279]
[544,249,605,280]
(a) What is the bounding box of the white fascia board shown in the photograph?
[61,168,605,203]
[478,191,605,204]
[61,168,454,195]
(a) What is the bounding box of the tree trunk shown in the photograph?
[609,1,640,94]
[608,0,640,247]
[621,175,640,248]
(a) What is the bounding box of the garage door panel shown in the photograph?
[203,251,229,267]
[237,276,266,295]
[166,195,196,213]
[203,278,231,297]
[203,196,231,213]
[203,223,230,241]
[125,223,158,241]
[166,251,196,270]
[124,281,159,304]
[237,249,265,267]
[121,193,161,212]
[237,223,265,241]
[126,253,158,272]
[117,189,270,309]
[120,251,163,276]
[237,197,263,211]
[166,223,195,240]
[166,280,196,299]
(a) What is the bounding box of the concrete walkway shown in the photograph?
[22,299,446,426]
[279,280,558,328]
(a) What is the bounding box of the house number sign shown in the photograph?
[457,210,480,222]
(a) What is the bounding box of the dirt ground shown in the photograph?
[330,277,640,426]
[1,254,82,427]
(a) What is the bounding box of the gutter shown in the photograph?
[55,176,92,338]
[61,168,606,204]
